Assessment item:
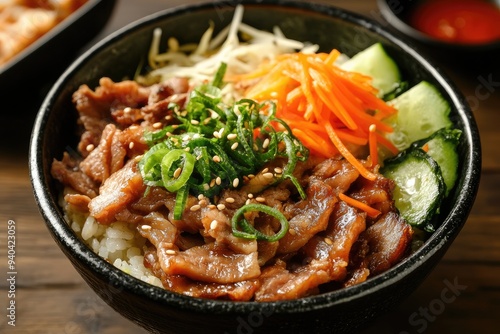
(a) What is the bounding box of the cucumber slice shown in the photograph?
[414,128,462,196]
[382,148,445,228]
[386,81,452,151]
[341,43,401,97]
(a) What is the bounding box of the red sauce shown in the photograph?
[409,0,500,44]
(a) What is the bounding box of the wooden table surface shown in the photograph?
[1,0,498,333]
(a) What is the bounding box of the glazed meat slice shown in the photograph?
[51,152,98,198]
[138,212,178,248]
[157,242,260,284]
[88,159,146,224]
[255,260,330,301]
[277,179,337,254]
[312,157,360,195]
[144,249,259,301]
[255,202,367,301]
[73,77,151,156]
[80,124,126,184]
[356,211,413,275]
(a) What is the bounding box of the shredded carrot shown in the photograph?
[339,193,381,218]
[422,143,430,152]
[226,50,399,180]
[369,124,378,167]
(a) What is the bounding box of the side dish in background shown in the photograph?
[0,0,88,66]
[409,0,500,44]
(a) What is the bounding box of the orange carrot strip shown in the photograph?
[325,49,341,66]
[324,121,377,180]
[293,128,337,158]
[369,124,378,167]
[310,70,358,130]
[339,193,381,218]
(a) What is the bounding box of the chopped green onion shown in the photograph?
[138,76,309,225]
[161,149,195,192]
[231,203,289,242]
[212,62,227,88]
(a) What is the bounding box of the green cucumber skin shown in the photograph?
[413,128,462,196]
[386,81,453,151]
[341,43,401,97]
[382,148,445,229]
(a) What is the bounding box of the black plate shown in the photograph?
[0,0,116,97]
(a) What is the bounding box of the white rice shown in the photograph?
[60,190,163,287]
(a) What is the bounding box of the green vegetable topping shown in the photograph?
[231,203,289,242]
[138,63,308,230]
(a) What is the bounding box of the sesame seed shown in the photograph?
[225,197,235,203]
[129,125,139,130]
[263,172,274,179]
[210,179,216,187]
[165,115,173,121]
[193,133,201,139]
[216,177,222,185]
[198,194,204,200]
[184,147,191,152]
[256,197,266,203]
[173,168,182,178]
[180,111,188,117]
[213,155,221,163]
[324,237,333,245]
[245,199,251,205]
[153,122,162,129]
[218,128,225,137]
[213,131,221,139]
[203,184,210,191]
[140,225,151,230]
[124,107,132,113]
[183,135,191,141]
[165,249,176,255]
[198,199,207,206]
[217,204,226,211]
[289,229,297,235]
[86,144,95,152]
[210,109,219,119]
[232,178,240,188]
[247,193,254,199]
[274,167,283,174]
[262,168,269,174]
[129,142,135,150]
[134,155,144,162]
[262,138,270,149]
[191,119,200,125]
[227,133,237,140]
[190,204,201,212]
[231,142,239,150]
[172,124,179,129]
[210,220,218,230]
[208,204,216,209]
[203,117,211,125]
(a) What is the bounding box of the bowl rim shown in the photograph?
[30,0,481,314]
[376,0,500,51]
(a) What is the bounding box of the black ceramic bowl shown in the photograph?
[30,1,481,333]
[377,0,500,64]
